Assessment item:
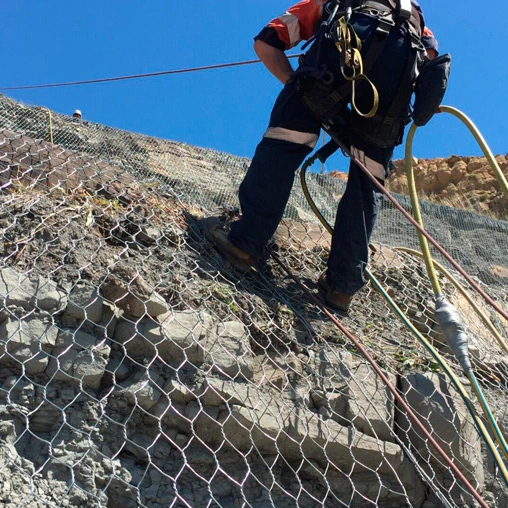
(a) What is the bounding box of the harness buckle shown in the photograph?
[376,15,395,37]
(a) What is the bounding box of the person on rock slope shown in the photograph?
[205,0,439,313]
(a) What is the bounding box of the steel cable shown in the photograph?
[0,55,302,91]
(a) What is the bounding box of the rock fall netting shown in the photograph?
[0,94,507,507]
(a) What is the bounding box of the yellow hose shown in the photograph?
[404,123,441,295]
[404,108,508,356]
[439,105,508,200]
[41,106,54,144]
[404,106,508,465]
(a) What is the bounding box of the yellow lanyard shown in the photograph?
[335,16,379,118]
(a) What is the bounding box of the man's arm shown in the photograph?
[422,27,438,59]
[254,39,294,85]
[254,1,324,84]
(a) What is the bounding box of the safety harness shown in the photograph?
[293,0,437,149]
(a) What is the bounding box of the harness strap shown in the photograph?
[359,5,396,78]
[365,0,423,40]
[398,0,412,21]
[349,37,418,148]
[336,0,424,121]
[294,0,424,134]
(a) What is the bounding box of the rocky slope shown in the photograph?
[0,94,507,507]
[388,155,508,219]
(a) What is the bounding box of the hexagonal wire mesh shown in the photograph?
[0,94,507,507]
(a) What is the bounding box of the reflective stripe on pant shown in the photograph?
[230,136,314,258]
[230,130,392,296]
[230,82,320,258]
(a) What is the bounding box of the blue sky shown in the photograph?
[2,1,507,171]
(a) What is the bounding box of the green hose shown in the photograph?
[395,247,508,356]
[467,369,508,459]
[300,156,508,485]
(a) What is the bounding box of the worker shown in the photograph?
[205,0,440,313]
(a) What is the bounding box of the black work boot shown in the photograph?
[203,217,255,272]
[318,272,354,313]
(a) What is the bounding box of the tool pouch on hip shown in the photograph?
[294,73,350,127]
[412,53,452,127]
[350,112,408,149]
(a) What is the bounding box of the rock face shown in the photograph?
[388,155,508,219]
[397,373,484,505]
[0,95,506,507]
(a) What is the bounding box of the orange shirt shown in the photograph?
[267,0,326,50]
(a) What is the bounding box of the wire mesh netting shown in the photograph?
[0,93,507,507]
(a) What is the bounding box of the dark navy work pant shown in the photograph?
[230,14,414,295]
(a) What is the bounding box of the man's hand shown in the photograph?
[254,39,294,85]
[426,49,437,60]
